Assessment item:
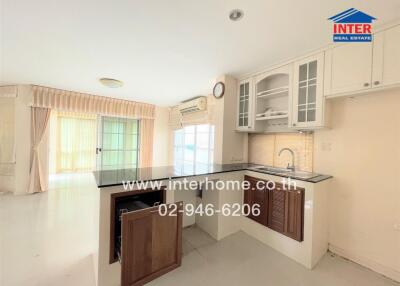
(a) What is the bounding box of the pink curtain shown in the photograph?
[28,107,51,193]
[32,86,155,119]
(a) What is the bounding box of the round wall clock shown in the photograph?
[213,82,225,99]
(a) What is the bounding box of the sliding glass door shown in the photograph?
[97,116,140,171]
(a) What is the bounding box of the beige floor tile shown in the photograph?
[1,173,398,286]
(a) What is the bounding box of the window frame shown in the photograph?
[99,116,140,171]
[173,124,215,173]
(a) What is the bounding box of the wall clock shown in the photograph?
[213,82,225,99]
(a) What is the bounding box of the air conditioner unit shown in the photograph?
[178,97,207,114]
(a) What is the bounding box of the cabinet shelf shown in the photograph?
[256,109,288,121]
[256,114,288,121]
[257,86,289,99]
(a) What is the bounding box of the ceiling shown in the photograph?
[1,0,400,106]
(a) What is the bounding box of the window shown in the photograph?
[54,112,97,173]
[173,124,215,174]
[100,117,139,170]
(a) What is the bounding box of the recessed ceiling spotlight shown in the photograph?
[99,78,124,88]
[229,9,244,21]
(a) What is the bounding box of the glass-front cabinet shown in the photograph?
[236,78,254,131]
[291,52,325,129]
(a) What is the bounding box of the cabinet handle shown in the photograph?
[363,83,370,87]
[374,81,380,86]
[293,123,296,126]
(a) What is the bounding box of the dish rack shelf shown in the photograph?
[257,86,289,99]
[256,114,288,121]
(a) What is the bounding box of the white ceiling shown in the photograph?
[1,0,400,106]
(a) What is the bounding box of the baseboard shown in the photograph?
[91,252,98,286]
[329,244,400,283]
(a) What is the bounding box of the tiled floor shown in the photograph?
[0,173,99,286]
[152,226,399,286]
[1,173,398,286]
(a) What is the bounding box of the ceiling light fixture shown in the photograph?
[229,9,244,21]
[99,78,124,88]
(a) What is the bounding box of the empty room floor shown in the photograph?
[0,174,398,286]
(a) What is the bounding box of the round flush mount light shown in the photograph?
[229,9,244,21]
[99,78,124,88]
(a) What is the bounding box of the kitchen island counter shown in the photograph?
[93,163,332,188]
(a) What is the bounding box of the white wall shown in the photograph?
[314,89,400,281]
[0,94,16,192]
[152,106,170,167]
[213,75,248,164]
[0,85,32,194]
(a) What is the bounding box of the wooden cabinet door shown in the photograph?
[284,189,304,241]
[267,185,285,233]
[244,176,268,225]
[120,202,183,286]
[267,183,304,242]
[372,25,400,88]
[243,178,252,208]
[324,42,372,96]
[251,183,268,225]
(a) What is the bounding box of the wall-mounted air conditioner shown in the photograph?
[178,97,207,114]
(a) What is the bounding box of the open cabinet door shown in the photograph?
[120,202,183,286]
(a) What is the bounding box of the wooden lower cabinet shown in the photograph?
[110,189,182,286]
[244,176,268,225]
[120,202,183,286]
[244,176,304,242]
[283,188,304,241]
[267,184,285,233]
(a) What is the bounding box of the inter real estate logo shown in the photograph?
[328,8,376,42]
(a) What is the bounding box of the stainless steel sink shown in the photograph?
[255,167,291,173]
[250,166,320,180]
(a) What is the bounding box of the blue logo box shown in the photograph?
[333,34,372,42]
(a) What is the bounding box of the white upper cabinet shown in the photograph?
[372,24,400,88]
[254,64,292,133]
[324,42,373,96]
[291,52,325,129]
[234,23,400,133]
[236,78,254,131]
[324,24,400,97]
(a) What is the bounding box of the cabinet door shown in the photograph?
[267,186,285,233]
[292,53,325,128]
[267,184,304,242]
[251,183,268,225]
[236,79,254,131]
[283,189,304,241]
[244,176,268,225]
[372,25,400,88]
[243,179,252,208]
[324,42,372,96]
[121,202,182,286]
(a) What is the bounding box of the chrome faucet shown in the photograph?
[278,148,295,171]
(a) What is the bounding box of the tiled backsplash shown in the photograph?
[248,133,314,172]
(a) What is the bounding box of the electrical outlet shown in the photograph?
[394,223,400,231]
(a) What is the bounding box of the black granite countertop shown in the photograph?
[93,163,332,188]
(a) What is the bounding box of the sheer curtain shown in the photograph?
[51,111,97,173]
